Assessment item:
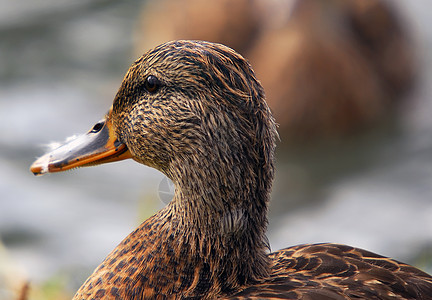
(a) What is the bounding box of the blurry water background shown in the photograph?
[0,0,431,298]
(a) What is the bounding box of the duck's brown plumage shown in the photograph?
[31,40,432,299]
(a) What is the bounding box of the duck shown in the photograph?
[135,0,262,57]
[248,0,415,140]
[135,0,415,141]
[30,40,432,299]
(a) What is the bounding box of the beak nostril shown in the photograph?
[90,121,105,133]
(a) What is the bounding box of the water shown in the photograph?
[0,0,431,297]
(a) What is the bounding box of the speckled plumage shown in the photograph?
[32,40,432,299]
[74,40,275,299]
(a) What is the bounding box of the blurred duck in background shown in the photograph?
[135,0,415,141]
[135,0,261,56]
[249,0,415,141]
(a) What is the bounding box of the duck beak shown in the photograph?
[30,109,132,176]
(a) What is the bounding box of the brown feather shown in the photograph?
[33,40,431,299]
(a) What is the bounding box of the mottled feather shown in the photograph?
[33,40,431,299]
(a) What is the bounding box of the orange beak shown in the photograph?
[30,109,132,176]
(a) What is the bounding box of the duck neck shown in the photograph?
[161,141,274,294]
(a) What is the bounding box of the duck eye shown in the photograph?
[90,121,104,133]
[144,75,160,93]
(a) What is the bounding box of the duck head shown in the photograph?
[31,40,277,215]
